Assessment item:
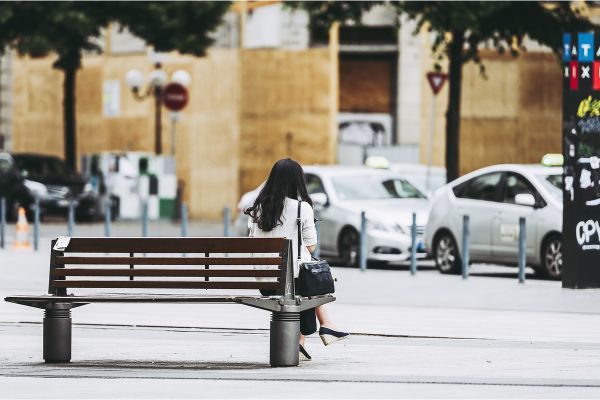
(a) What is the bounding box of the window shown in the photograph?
[305,174,326,195]
[502,173,539,205]
[0,159,12,175]
[382,178,426,199]
[536,174,562,202]
[331,175,396,201]
[453,172,502,202]
[14,156,74,181]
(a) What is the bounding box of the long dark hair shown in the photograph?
[246,158,313,232]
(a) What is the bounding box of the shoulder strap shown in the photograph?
[297,199,302,261]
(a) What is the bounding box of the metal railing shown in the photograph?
[354,209,528,284]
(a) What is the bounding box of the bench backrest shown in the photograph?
[49,237,294,298]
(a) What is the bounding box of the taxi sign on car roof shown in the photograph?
[364,156,390,169]
[541,153,564,167]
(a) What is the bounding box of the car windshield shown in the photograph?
[331,175,426,200]
[536,174,563,202]
[14,156,74,180]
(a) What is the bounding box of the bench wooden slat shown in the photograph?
[52,281,278,290]
[55,256,282,266]
[53,269,281,278]
[61,237,285,254]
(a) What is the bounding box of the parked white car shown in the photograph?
[234,165,431,266]
[424,164,563,278]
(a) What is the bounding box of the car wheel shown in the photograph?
[339,228,359,268]
[433,231,461,274]
[541,235,562,280]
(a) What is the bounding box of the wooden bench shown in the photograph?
[4,237,335,367]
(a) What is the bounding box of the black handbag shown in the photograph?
[295,200,335,296]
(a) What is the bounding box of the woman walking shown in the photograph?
[246,158,349,361]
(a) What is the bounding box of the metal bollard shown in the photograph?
[142,201,149,237]
[410,212,417,276]
[462,215,470,280]
[0,197,5,249]
[104,198,111,237]
[314,214,321,259]
[223,206,230,237]
[67,200,75,236]
[359,211,367,272]
[34,197,40,251]
[181,203,188,237]
[518,217,526,284]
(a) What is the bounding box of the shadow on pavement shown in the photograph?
[329,257,558,281]
[469,271,552,281]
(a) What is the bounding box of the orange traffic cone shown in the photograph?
[12,207,31,250]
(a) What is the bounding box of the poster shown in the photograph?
[562,32,600,288]
[102,80,121,118]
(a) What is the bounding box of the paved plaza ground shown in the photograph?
[1,221,600,398]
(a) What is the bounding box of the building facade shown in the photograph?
[2,3,564,218]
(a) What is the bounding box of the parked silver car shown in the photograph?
[234,165,431,266]
[424,164,563,278]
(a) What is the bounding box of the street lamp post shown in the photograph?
[125,63,191,155]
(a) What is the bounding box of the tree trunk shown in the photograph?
[445,29,465,183]
[63,65,77,170]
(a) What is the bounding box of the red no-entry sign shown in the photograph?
[162,83,189,111]
[426,72,448,95]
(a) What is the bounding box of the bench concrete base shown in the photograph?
[270,312,300,367]
[43,304,72,363]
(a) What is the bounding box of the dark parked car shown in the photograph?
[0,152,33,221]
[12,153,101,221]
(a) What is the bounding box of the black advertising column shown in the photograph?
[562,32,600,288]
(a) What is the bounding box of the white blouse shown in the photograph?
[248,197,318,278]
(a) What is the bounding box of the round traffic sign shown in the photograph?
[162,82,189,111]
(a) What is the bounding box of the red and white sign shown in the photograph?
[162,83,189,111]
[426,72,448,95]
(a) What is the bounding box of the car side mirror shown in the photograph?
[311,192,329,211]
[515,193,535,207]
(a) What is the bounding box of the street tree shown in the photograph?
[294,1,596,181]
[0,1,229,169]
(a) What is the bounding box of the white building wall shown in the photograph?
[397,16,423,145]
[243,4,309,50]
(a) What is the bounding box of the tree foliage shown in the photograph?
[0,1,230,70]
[397,2,596,74]
[293,1,597,181]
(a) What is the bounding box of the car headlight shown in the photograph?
[24,179,48,197]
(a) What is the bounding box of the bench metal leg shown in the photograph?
[269,312,299,367]
[43,304,72,363]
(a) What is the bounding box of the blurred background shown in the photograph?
[0,1,598,280]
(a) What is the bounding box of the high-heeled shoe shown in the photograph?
[319,327,349,346]
[299,344,311,361]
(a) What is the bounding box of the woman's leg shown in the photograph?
[299,334,305,346]
[316,305,339,329]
